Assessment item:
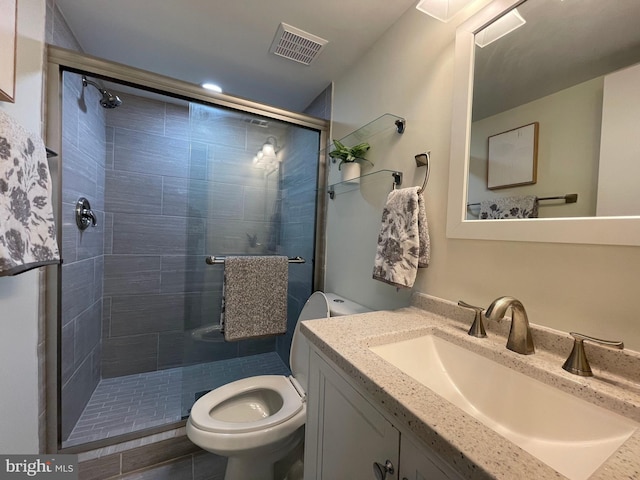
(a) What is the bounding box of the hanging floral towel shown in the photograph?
[373,187,430,289]
[0,110,60,276]
[479,195,538,219]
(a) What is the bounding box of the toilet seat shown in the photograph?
[189,375,304,434]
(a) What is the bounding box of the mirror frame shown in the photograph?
[446,0,640,246]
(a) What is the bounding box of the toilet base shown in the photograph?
[219,428,305,480]
[274,440,304,480]
[224,446,304,480]
[225,456,275,480]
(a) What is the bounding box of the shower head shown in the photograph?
[99,91,123,109]
[81,76,122,109]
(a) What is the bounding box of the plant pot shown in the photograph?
[341,162,361,184]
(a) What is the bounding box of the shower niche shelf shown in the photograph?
[328,169,402,200]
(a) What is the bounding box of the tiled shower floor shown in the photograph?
[64,352,291,448]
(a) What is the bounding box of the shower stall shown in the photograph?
[45,47,328,451]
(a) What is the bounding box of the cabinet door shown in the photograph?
[305,351,399,480]
[399,434,458,480]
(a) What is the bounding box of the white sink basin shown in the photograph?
[370,334,637,480]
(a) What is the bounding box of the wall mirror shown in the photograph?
[446,0,640,245]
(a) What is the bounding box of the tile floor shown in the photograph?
[64,352,290,447]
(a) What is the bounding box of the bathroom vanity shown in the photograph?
[303,342,461,480]
[301,293,640,480]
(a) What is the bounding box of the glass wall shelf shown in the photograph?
[322,113,405,161]
[328,169,402,200]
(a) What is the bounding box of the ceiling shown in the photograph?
[473,0,640,120]
[55,0,417,113]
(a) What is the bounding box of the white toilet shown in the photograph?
[186,292,370,480]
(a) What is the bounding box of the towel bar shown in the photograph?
[206,255,305,265]
[467,193,578,208]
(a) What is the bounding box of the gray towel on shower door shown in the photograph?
[222,255,288,341]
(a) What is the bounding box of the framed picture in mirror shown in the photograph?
[0,0,17,103]
[487,122,538,189]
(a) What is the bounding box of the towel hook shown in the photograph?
[415,152,430,194]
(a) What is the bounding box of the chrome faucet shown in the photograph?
[485,296,535,355]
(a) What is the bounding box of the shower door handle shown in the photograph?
[76,197,98,230]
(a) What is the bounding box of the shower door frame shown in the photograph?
[44,45,329,453]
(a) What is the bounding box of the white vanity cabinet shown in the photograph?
[304,349,462,480]
[303,348,399,479]
[399,434,457,480]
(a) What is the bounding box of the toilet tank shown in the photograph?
[290,292,370,394]
[325,293,372,316]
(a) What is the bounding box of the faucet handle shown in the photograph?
[458,301,487,338]
[562,332,624,377]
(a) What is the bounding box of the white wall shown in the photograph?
[0,0,46,453]
[596,62,640,216]
[326,2,640,352]
[469,77,603,218]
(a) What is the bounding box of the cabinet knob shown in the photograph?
[373,459,394,480]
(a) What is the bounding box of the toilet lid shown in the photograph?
[189,375,304,434]
[289,291,330,392]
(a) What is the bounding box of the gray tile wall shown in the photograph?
[60,72,106,440]
[46,0,84,51]
[304,84,333,121]
[101,97,298,378]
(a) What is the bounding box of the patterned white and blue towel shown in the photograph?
[373,187,430,289]
[0,110,60,276]
[479,195,538,219]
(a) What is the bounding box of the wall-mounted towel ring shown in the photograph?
[415,152,430,194]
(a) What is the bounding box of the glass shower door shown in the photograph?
[179,102,321,417]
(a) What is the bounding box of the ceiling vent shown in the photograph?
[243,117,269,128]
[269,23,328,66]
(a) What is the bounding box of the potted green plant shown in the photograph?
[328,139,371,183]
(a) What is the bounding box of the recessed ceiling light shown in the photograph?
[475,9,526,48]
[415,0,474,22]
[201,83,222,93]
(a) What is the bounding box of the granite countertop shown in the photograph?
[300,293,640,480]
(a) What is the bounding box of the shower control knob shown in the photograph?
[372,459,394,480]
[75,197,98,231]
